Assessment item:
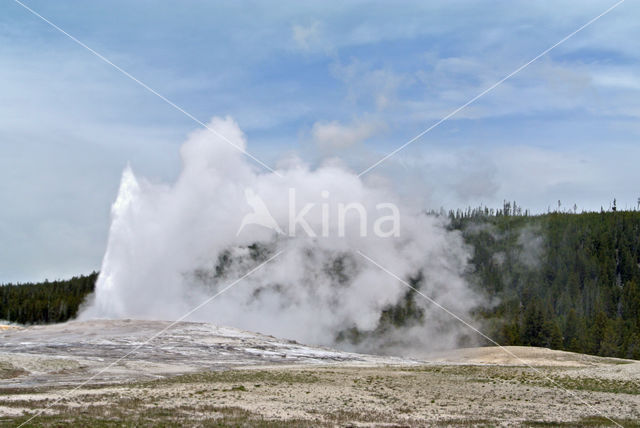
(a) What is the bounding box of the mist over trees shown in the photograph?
[450,206,640,359]
[2,207,640,359]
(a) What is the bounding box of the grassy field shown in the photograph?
[2,364,638,427]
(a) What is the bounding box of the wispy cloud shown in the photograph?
[310,118,385,151]
[292,21,322,52]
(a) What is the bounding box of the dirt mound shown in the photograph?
[425,345,635,367]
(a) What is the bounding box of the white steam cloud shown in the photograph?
[81,117,480,355]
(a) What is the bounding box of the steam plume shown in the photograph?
[81,117,480,355]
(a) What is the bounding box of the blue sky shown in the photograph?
[1,0,639,282]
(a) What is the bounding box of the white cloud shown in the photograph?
[311,119,384,151]
[591,69,640,90]
[292,22,322,51]
[402,54,640,124]
[331,59,408,110]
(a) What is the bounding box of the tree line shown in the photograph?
[0,272,97,324]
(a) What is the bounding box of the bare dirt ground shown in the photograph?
[0,320,638,427]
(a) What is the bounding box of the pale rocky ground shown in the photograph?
[0,320,638,427]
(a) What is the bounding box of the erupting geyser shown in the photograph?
[81,117,480,355]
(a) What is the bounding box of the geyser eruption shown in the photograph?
[81,117,480,354]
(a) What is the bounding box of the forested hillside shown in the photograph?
[2,209,640,360]
[0,272,97,324]
[451,206,640,359]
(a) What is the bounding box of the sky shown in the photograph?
[1,0,639,282]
